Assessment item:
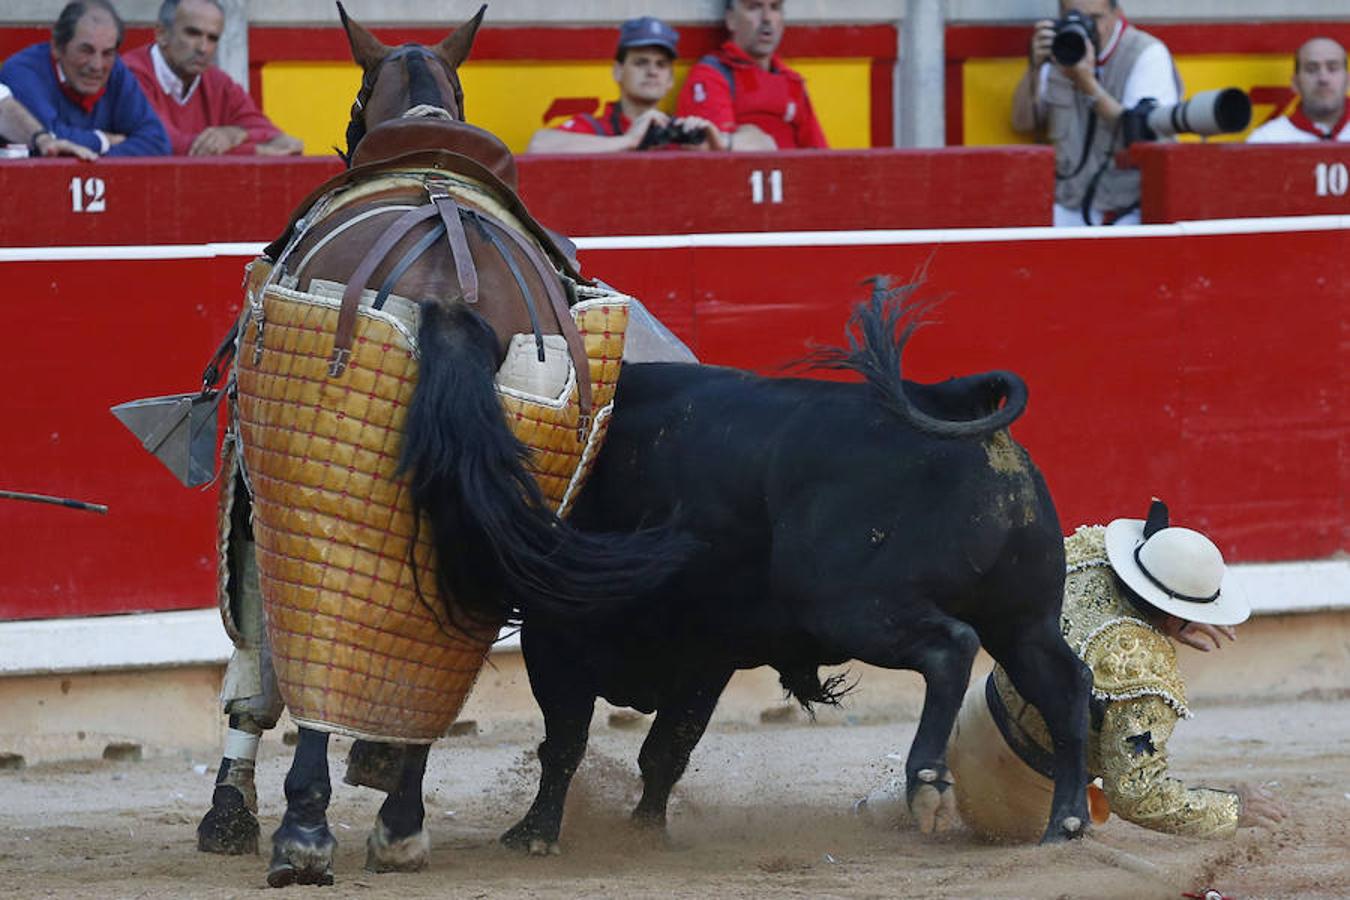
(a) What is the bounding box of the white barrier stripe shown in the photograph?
[2,215,1348,262]
[0,560,1343,677]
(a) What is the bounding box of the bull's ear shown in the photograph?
[337,2,390,69]
[437,4,486,70]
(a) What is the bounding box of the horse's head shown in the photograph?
[336,2,486,162]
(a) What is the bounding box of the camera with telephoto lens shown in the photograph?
[1050,10,1099,67]
[638,120,708,150]
[1120,88,1253,145]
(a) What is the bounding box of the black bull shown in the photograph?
[503,299,1093,849]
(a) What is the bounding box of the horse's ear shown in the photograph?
[337,2,390,69]
[437,4,486,70]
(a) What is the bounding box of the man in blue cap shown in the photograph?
[526,16,726,153]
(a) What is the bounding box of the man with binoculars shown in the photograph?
[1011,1,1180,226]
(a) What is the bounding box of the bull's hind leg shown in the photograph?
[886,614,981,834]
[366,743,432,873]
[986,621,1092,844]
[268,727,337,887]
[631,669,734,836]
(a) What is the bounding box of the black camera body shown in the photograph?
[1050,10,1099,67]
[638,121,708,151]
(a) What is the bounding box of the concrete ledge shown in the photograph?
[2,558,1343,677]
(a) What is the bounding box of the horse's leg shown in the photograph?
[267,727,337,887]
[983,619,1093,843]
[501,633,595,856]
[365,743,432,873]
[345,740,407,793]
[198,713,264,854]
[630,669,734,836]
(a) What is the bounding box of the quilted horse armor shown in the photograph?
[230,119,630,743]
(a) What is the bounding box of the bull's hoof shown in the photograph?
[344,740,405,794]
[501,819,558,854]
[268,821,337,887]
[908,768,958,834]
[197,784,260,855]
[365,818,430,873]
[1039,815,1087,845]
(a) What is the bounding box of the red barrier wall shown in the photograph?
[0,149,1053,247]
[1134,143,1350,222]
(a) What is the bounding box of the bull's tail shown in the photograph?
[400,302,687,627]
[809,277,1027,439]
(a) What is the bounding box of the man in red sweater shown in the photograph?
[125,0,301,156]
[675,0,827,151]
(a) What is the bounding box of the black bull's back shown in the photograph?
[570,362,1065,669]
[506,360,1093,852]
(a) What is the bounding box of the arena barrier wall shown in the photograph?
[0,149,1345,632]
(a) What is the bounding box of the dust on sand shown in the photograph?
[1,696,1346,899]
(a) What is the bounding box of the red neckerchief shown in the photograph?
[1287,102,1350,140]
[1096,16,1127,66]
[52,55,106,114]
[717,40,801,82]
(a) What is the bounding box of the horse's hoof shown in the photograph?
[268,822,337,887]
[344,740,405,794]
[197,785,260,855]
[365,818,430,873]
[528,838,561,856]
[1039,815,1087,845]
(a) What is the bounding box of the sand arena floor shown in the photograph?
[1,692,1346,899]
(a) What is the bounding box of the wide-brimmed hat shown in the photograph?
[1104,500,1250,626]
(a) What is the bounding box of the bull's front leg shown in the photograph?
[631,670,734,835]
[268,727,337,887]
[500,689,595,856]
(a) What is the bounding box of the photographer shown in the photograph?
[525,17,725,154]
[1011,1,1180,226]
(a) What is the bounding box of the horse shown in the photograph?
[503,283,1093,851]
[219,4,686,887]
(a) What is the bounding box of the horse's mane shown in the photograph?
[804,276,942,416]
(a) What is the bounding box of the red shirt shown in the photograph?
[675,41,827,149]
[554,101,630,137]
[123,44,282,155]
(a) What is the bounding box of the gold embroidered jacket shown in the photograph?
[991,525,1240,837]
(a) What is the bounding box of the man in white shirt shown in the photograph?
[1247,37,1349,143]
[1011,1,1180,226]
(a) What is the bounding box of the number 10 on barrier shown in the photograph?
[1314,162,1347,197]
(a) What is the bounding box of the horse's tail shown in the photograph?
[400,302,687,627]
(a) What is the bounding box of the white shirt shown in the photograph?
[150,43,200,105]
[0,82,12,103]
[1247,114,1350,143]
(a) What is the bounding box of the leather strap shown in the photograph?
[431,192,478,305]
[332,204,439,376]
[492,218,594,427]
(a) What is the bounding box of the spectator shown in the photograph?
[856,500,1289,842]
[0,0,169,157]
[675,0,827,151]
[124,0,303,156]
[525,17,724,154]
[0,81,97,158]
[1011,1,1179,226]
[1247,37,1349,143]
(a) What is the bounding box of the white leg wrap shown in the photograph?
[224,727,261,762]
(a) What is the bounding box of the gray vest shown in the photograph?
[1046,26,1177,219]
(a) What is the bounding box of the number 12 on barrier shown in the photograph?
[69,176,107,213]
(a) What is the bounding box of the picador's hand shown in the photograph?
[1175,622,1237,652]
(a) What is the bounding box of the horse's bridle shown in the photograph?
[344,45,463,162]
